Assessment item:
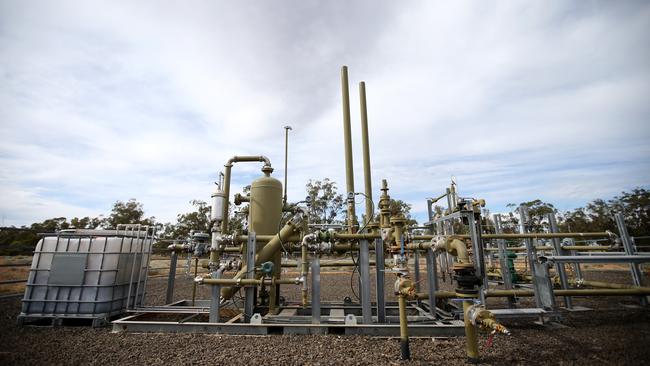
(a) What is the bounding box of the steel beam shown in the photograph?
[359,239,372,324]
[244,233,256,323]
[165,251,178,304]
[311,256,321,324]
[375,239,386,323]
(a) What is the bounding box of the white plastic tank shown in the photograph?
[18,228,154,326]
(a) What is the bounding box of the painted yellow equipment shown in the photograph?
[106,66,650,364]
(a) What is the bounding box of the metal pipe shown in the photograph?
[200,278,300,286]
[219,218,302,300]
[340,65,356,233]
[415,288,650,299]
[398,294,410,360]
[463,298,479,363]
[220,155,272,233]
[359,81,373,224]
[412,232,613,241]
[281,259,378,267]
[484,245,612,252]
[191,257,198,306]
[283,126,292,206]
[540,255,650,264]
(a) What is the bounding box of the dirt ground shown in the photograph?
[1,267,650,365]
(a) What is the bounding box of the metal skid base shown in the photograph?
[112,299,465,337]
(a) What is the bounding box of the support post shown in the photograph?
[548,213,573,309]
[519,205,543,308]
[414,249,421,306]
[209,269,222,323]
[165,251,178,304]
[245,232,256,323]
[615,212,648,305]
[311,256,321,324]
[359,239,372,324]
[375,239,386,323]
[466,212,486,304]
[425,248,437,317]
[494,214,516,308]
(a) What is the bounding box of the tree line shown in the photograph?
[1,182,647,255]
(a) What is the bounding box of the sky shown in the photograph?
[1,1,649,227]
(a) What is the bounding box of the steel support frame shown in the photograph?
[165,251,178,304]
[359,239,372,324]
[548,214,573,309]
[494,214,516,308]
[615,212,648,305]
[244,233,256,323]
[375,239,386,323]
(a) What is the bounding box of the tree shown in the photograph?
[160,200,211,239]
[305,178,345,225]
[387,199,417,226]
[507,199,557,232]
[103,199,155,228]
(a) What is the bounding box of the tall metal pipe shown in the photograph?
[341,66,356,233]
[359,81,373,226]
[283,126,292,206]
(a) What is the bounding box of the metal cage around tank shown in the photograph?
[18,225,155,327]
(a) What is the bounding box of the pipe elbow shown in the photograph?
[449,239,469,263]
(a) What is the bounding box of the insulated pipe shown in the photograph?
[359,81,373,225]
[340,66,356,233]
[220,218,302,300]
[220,155,272,233]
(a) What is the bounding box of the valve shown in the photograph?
[466,304,511,335]
[259,261,274,276]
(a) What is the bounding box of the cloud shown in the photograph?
[0,1,649,227]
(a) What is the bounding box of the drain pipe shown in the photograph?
[341,66,356,233]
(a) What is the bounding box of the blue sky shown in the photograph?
[1,1,649,226]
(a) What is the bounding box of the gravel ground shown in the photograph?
[1,270,649,365]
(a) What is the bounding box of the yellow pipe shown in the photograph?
[301,243,309,307]
[359,81,373,224]
[220,219,301,300]
[340,66,356,234]
[413,232,612,241]
[462,298,479,363]
[398,294,410,360]
[415,288,650,299]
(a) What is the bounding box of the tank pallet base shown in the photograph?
[17,314,112,328]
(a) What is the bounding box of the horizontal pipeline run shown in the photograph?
[540,255,650,264]
[199,278,301,286]
[483,245,613,252]
[415,288,650,299]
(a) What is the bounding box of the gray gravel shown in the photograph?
[1,270,649,365]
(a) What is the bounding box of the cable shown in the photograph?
[354,193,375,233]
[349,250,361,302]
